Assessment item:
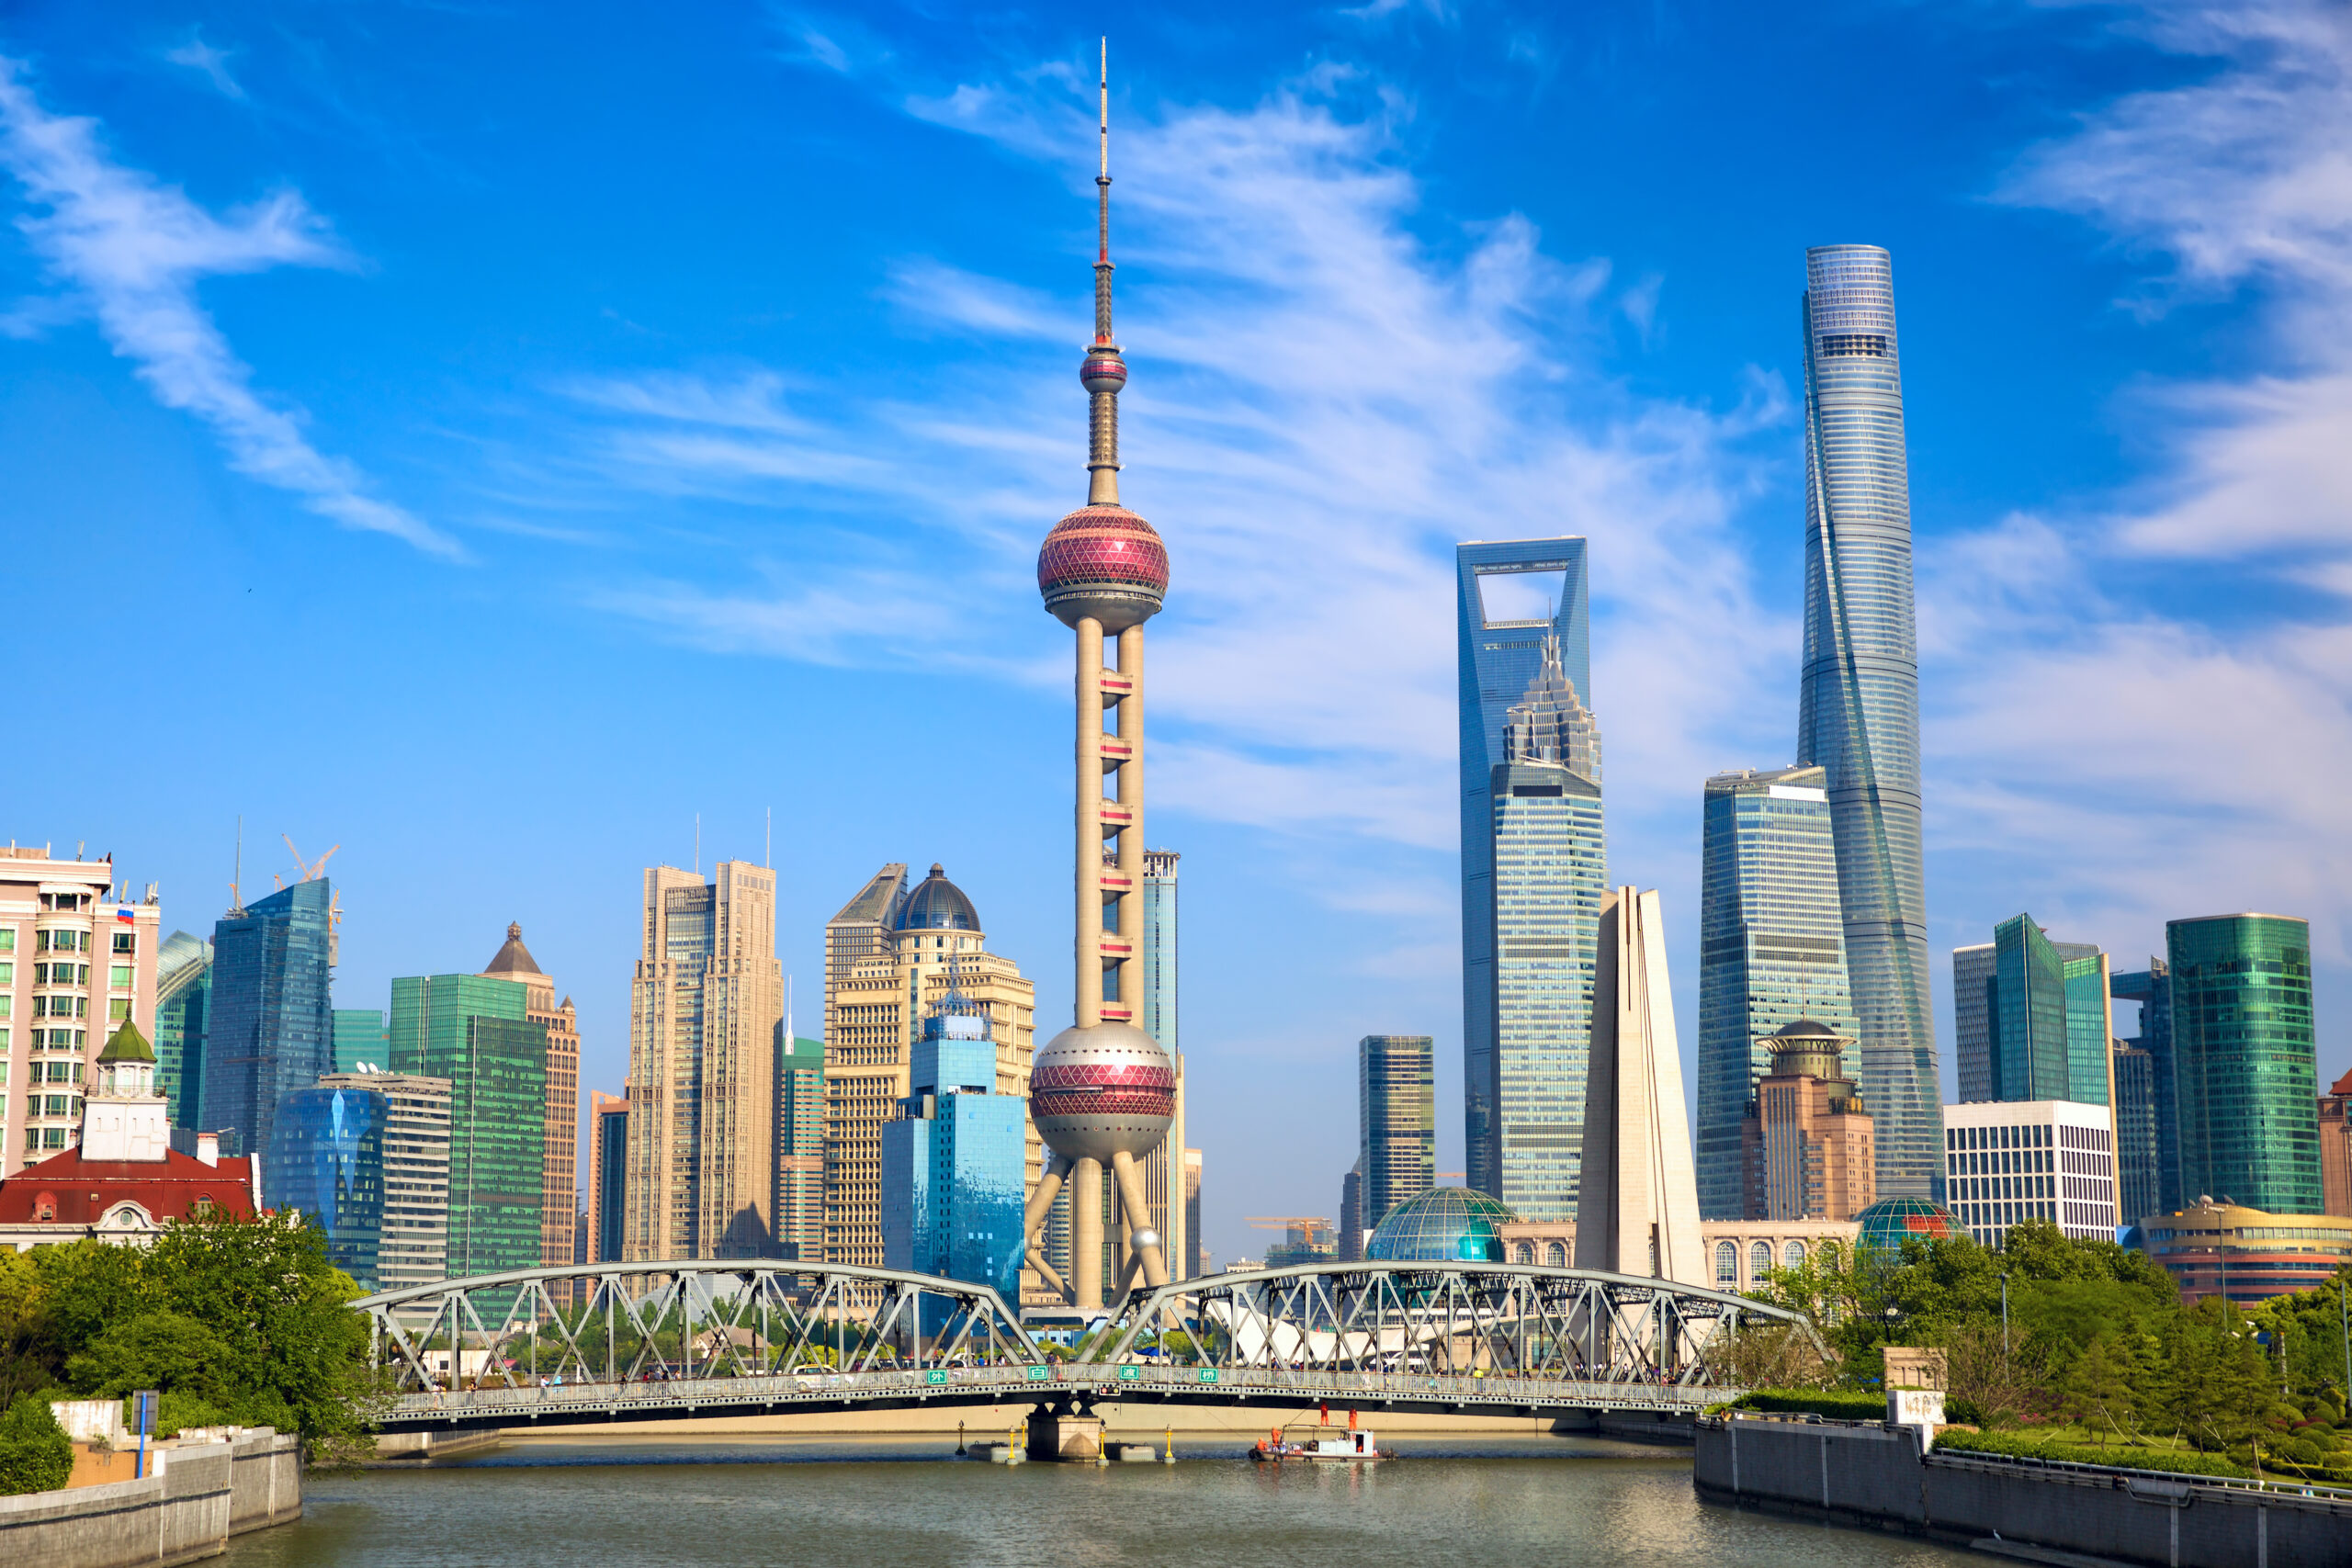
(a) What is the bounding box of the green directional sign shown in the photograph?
[1195,1369,1219,1384]
[925,1370,948,1385]
[1025,1364,1051,1382]
[1116,1364,1140,1382]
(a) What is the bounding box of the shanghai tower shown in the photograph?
[1795,245,1943,1201]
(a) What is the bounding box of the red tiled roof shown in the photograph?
[0,1146,257,1225]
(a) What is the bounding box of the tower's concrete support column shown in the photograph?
[1071,1156,1104,1310]
[1112,1147,1169,1288]
[1028,1405,1104,1461]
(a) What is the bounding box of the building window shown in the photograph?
[1751,1241,1773,1279]
[112,932,134,953]
[109,998,129,1021]
[0,930,12,952]
[1715,1241,1737,1284]
[1513,1242,1535,1264]
[1544,1241,1566,1268]
[1784,1241,1807,1269]
[109,964,131,988]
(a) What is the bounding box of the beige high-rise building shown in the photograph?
[821,863,1035,1270]
[624,861,782,1260]
[1739,1019,1875,1222]
[480,922,580,1272]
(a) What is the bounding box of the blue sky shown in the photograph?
[5,2,2346,1263]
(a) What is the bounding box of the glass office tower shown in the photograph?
[881,996,1025,1314]
[153,931,211,1130]
[2168,914,2321,1214]
[1958,917,2107,1107]
[390,974,546,1279]
[2113,1043,2160,1224]
[1695,764,1859,1219]
[265,1081,388,1290]
[1457,538,1595,1209]
[334,1008,388,1075]
[203,880,335,1160]
[1359,1034,1435,1230]
[1487,636,1604,1221]
[1795,245,1941,1199]
[2110,960,2179,1212]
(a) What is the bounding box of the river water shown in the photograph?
[221,1433,1976,1568]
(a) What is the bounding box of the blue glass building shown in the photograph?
[334,1008,388,1075]
[1456,539,1597,1213]
[1794,246,1942,1200]
[153,931,212,1131]
[2110,960,2177,1212]
[881,995,1025,1314]
[202,880,335,1160]
[1952,918,2106,1107]
[1695,765,1860,1219]
[264,1081,387,1290]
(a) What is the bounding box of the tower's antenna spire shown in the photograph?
[1080,37,1127,506]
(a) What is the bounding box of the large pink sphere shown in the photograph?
[1030,1021,1175,1164]
[1037,504,1169,632]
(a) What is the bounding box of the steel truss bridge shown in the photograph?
[354,1258,1822,1436]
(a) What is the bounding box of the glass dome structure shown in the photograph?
[1364,1187,1520,1264]
[1853,1196,1961,1257]
[896,863,980,933]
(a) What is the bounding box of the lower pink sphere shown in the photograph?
[1030,1021,1175,1164]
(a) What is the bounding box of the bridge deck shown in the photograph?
[378,1365,1724,1435]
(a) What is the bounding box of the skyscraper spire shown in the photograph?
[1081,37,1127,507]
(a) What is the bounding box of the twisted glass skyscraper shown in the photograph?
[1795,245,1943,1201]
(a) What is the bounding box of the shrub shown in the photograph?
[1730,1388,1888,1420]
[1934,1427,2251,1480]
[0,1393,74,1495]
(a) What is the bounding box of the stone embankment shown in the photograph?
[0,1427,301,1568]
[1696,1414,2351,1568]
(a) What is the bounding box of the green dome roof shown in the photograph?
[1365,1187,1519,1264]
[99,1021,154,1064]
[1854,1196,1959,1256]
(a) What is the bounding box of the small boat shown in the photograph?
[1250,1422,1390,1461]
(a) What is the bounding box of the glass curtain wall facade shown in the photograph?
[880,1000,1025,1312]
[264,1082,388,1290]
[593,1096,628,1264]
[1695,765,1860,1219]
[1139,847,1185,1280]
[1951,943,1996,1103]
[2110,961,2179,1212]
[2167,914,2321,1214]
[1458,537,1592,1204]
[334,1009,387,1075]
[2062,953,2115,1110]
[390,975,546,1279]
[202,880,334,1160]
[1794,245,1941,1200]
[153,931,211,1131]
[1486,631,1605,1222]
[2113,1043,2160,1224]
[773,1032,824,1263]
[1359,1034,1435,1231]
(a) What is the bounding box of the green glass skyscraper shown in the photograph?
[153,931,211,1130]
[2168,914,2320,1213]
[390,974,546,1279]
[1695,764,1860,1219]
[1955,916,2109,1108]
[1359,1034,1435,1231]
[1795,244,1941,1199]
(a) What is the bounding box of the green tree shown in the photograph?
[2063,1334,2138,1441]
[65,1311,232,1404]
[0,1250,59,1405]
[0,1393,72,1495]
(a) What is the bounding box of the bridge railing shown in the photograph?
[351,1259,1040,1396]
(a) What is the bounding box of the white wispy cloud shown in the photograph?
[1928,0,2352,967]
[0,57,453,556]
[579,73,1791,868]
[164,36,247,102]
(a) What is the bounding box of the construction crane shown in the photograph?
[1247,1216,1336,1247]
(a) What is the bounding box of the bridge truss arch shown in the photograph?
[1091,1259,1825,1389]
[353,1259,1040,1395]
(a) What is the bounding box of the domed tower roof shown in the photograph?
[99,1021,154,1064]
[1768,1018,1843,1042]
[1364,1187,1520,1264]
[482,921,545,978]
[895,864,980,933]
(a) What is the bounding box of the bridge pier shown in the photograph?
[1026,1404,1104,1462]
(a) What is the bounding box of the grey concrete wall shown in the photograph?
[1697,1416,2352,1568]
[0,1429,300,1568]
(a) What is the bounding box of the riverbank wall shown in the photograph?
[1695,1415,2351,1568]
[0,1427,301,1568]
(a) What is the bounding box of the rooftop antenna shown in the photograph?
[229,816,243,915]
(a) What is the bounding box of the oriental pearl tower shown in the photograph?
[1019,42,1178,1314]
